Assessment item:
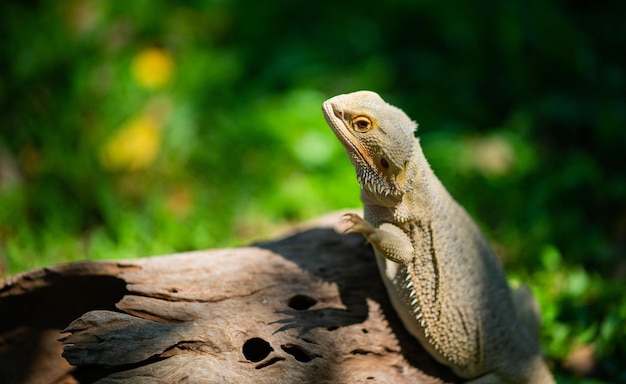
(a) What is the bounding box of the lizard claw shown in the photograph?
[341,213,375,236]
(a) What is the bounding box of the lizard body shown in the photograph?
[322,91,554,383]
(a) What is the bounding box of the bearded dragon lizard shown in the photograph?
[322,91,554,383]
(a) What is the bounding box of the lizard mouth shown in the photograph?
[322,98,401,197]
[322,100,372,169]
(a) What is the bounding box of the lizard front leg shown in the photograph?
[343,213,414,265]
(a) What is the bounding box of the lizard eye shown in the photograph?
[352,116,372,132]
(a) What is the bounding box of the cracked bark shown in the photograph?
[0,211,460,384]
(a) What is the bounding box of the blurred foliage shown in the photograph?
[0,0,625,382]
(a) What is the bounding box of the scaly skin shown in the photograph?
[323,91,554,383]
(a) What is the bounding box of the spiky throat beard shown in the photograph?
[352,157,414,198]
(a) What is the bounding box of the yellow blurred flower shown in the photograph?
[131,48,174,89]
[99,114,162,172]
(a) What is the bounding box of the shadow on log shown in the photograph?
[0,212,460,384]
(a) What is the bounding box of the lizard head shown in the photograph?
[322,91,417,197]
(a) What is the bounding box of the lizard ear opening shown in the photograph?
[380,158,389,169]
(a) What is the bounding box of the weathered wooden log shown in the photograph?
[0,212,459,383]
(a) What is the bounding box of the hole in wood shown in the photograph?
[281,344,320,363]
[287,295,317,310]
[242,337,273,362]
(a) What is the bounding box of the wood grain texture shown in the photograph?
[0,212,459,383]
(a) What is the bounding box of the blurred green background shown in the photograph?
[0,1,624,382]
